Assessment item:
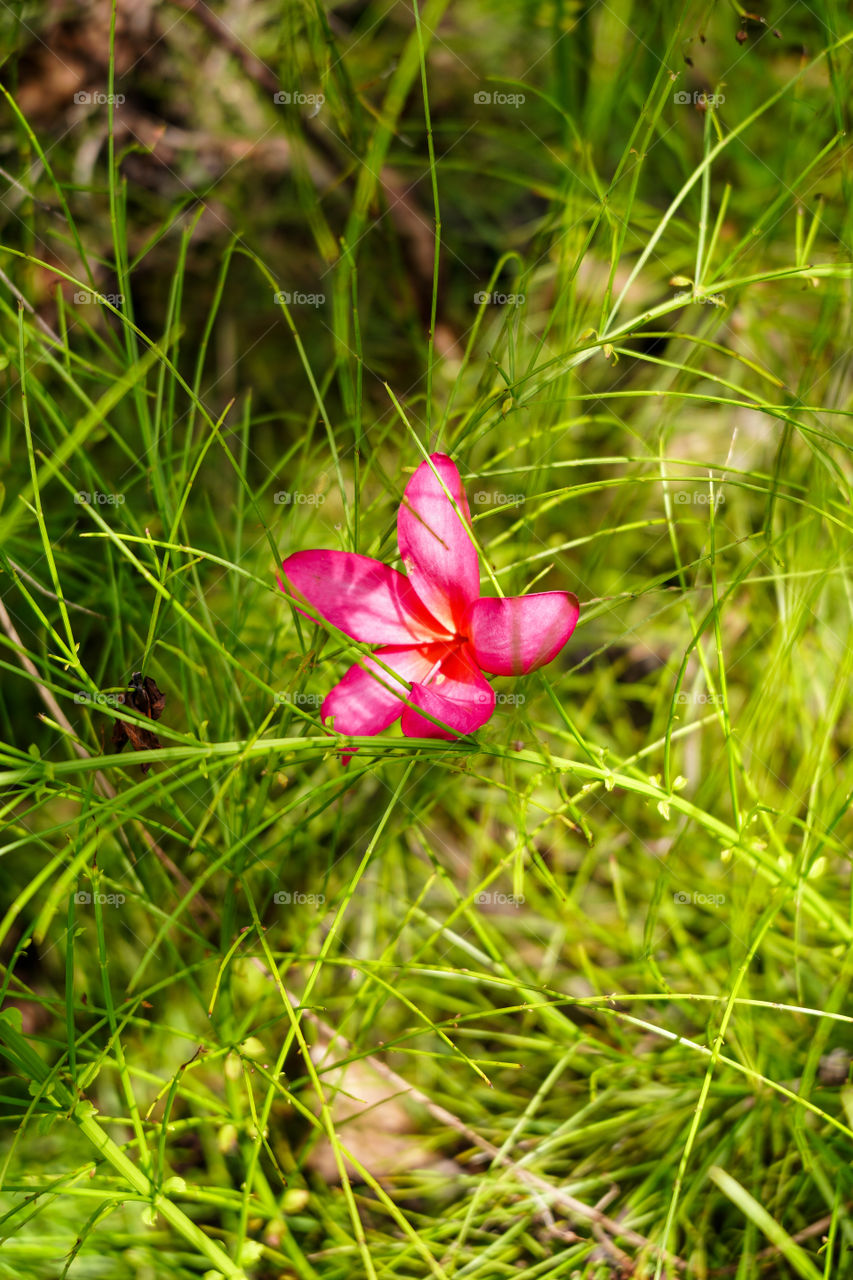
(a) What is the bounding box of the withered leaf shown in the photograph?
[111,672,166,774]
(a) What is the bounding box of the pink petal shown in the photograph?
[280,550,447,645]
[398,453,480,634]
[467,592,579,675]
[322,644,448,736]
[401,645,495,740]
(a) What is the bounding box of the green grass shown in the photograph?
[2,1,853,1277]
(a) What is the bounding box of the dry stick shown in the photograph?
[291,987,686,1273]
[583,1185,637,1270]
[7,560,101,615]
[0,594,216,924]
[0,266,61,345]
[167,0,443,304]
[167,0,280,96]
[589,1220,636,1273]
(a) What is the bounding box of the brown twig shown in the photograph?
[167,0,448,314]
[284,981,686,1272]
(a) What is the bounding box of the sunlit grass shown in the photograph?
[1,2,853,1277]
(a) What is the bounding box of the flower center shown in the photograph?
[423,636,466,687]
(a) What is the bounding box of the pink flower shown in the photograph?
[278,454,579,741]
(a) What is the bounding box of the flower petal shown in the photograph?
[280,550,446,644]
[322,644,448,737]
[398,453,480,633]
[468,592,579,675]
[401,645,495,740]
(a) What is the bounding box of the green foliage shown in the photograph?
[1,2,853,1276]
